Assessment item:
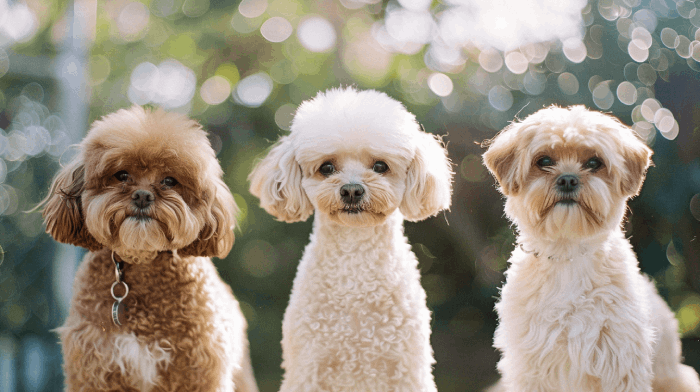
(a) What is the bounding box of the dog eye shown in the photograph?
[372,161,389,173]
[161,177,178,187]
[536,156,555,168]
[319,162,335,176]
[584,157,603,171]
[114,171,130,182]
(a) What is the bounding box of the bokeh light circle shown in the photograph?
[478,48,503,73]
[200,76,232,105]
[234,72,273,108]
[631,27,652,49]
[428,73,454,97]
[616,81,637,105]
[117,2,150,41]
[488,86,513,112]
[260,17,293,43]
[690,194,700,221]
[0,159,6,184]
[628,40,649,62]
[130,62,159,92]
[676,35,692,58]
[523,72,546,95]
[562,38,587,63]
[660,118,680,140]
[592,83,614,110]
[632,120,655,142]
[297,17,336,52]
[274,104,297,131]
[637,63,657,86]
[0,49,9,79]
[661,27,679,48]
[557,72,579,95]
[504,52,528,74]
[641,98,661,122]
[239,0,267,18]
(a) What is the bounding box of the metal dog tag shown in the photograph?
[111,281,129,326]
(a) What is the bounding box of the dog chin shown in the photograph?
[113,218,171,259]
[327,208,388,227]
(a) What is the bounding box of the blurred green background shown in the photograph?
[0,0,699,391]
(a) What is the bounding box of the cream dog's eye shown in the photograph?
[584,157,603,171]
[161,177,178,187]
[372,161,389,173]
[319,162,335,176]
[536,156,555,168]
[114,171,129,182]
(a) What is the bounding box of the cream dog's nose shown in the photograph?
[556,174,579,193]
[339,183,364,204]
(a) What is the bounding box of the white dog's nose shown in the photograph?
[340,183,365,204]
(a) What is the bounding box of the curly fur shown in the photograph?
[482,105,700,392]
[42,106,258,391]
[249,87,453,391]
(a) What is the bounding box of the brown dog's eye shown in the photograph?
[114,171,129,182]
[372,161,389,173]
[536,156,555,168]
[161,177,178,187]
[319,162,335,176]
[584,157,603,171]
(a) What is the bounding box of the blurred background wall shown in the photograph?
[0,0,699,391]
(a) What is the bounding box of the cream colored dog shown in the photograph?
[482,105,700,392]
[249,87,453,391]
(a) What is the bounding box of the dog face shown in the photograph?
[42,106,237,261]
[483,105,652,240]
[249,87,453,227]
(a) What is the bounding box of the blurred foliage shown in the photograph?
[0,0,699,391]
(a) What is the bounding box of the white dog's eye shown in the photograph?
[161,177,178,187]
[319,162,335,176]
[536,156,555,168]
[584,157,603,171]
[372,161,389,173]
[114,171,130,182]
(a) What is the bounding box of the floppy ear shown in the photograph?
[399,132,453,222]
[248,136,313,223]
[41,157,102,251]
[482,124,526,196]
[619,128,653,198]
[179,177,238,258]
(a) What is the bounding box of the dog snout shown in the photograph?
[132,189,155,209]
[556,174,579,193]
[340,183,365,204]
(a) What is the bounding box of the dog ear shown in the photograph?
[179,177,238,258]
[248,136,313,223]
[400,132,453,222]
[482,124,526,196]
[41,158,102,251]
[619,129,653,198]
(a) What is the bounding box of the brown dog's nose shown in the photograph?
[132,189,154,209]
[340,183,365,204]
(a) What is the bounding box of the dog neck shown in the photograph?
[312,210,405,252]
[111,248,163,264]
[516,228,618,262]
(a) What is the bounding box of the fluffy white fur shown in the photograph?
[249,87,453,391]
[483,105,700,392]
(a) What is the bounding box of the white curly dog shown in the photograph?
[249,87,453,392]
[483,105,700,392]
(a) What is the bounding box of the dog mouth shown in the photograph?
[127,211,154,221]
[341,204,364,214]
[556,199,577,205]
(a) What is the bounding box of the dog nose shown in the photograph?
[132,189,155,209]
[340,183,365,204]
[556,174,579,193]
